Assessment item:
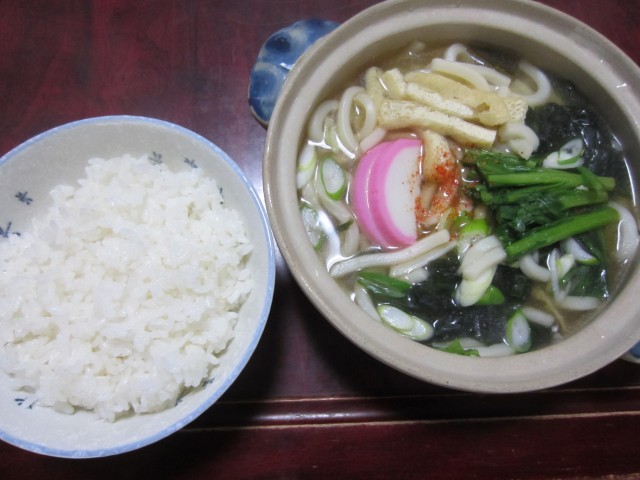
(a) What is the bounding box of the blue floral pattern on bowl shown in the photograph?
[0,116,276,458]
[0,150,200,243]
[1,193,32,238]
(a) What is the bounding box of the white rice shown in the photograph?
[0,154,253,421]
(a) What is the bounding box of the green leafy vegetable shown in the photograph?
[526,101,628,185]
[503,207,619,260]
[357,271,411,299]
[465,149,615,190]
[559,231,609,299]
[560,264,608,299]
[464,149,619,260]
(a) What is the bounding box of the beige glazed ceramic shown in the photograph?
[263,0,640,392]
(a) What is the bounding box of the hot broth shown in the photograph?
[297,42,637,356]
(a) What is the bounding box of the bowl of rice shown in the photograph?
[264,0,640,393]
[0,115,276,457]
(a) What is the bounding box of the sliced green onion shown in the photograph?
[558,138,584,164]
[377,304,434,341]
[476,285,505,305]
[457,218,490,254]
[377,304,415,331]
[438,338,480,356]
[505,309,532,353]
[542,138,584,169]
[562,237,598,265]
[300,203,325,250]
[455,267,495,307]
[296,143,317,189]
[321,156,347,200]
[459,218,490,236]
[556,155,583,167]
[400,316,434,341]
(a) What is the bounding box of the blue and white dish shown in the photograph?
[249,18,339,126]
[623,342,640,363]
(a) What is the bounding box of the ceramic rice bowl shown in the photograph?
[0,116,276,457]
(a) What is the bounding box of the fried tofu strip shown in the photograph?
[405,82,475,120]
[364,67,386,109]
[404,71,527,126]
[378,99,496,148]
[380,68,406,99]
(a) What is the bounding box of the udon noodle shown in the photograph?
[297,42,638,356]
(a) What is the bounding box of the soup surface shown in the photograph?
[297,42,637,356]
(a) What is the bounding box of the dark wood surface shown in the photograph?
[2,0,640,478]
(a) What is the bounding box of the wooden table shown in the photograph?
[1,0,640,478]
